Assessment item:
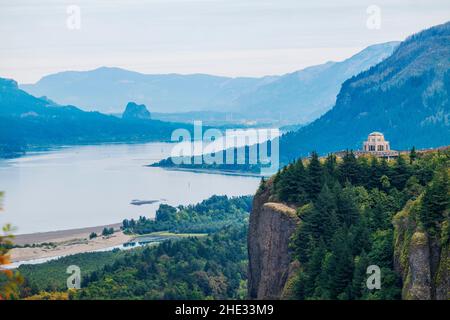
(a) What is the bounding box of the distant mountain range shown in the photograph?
[21,42,398,125]
[0,78,191,157]
[154,21,450,172]
[233,42,399,124]
[279,21,450,163]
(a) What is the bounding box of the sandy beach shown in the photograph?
[10,223,133,263]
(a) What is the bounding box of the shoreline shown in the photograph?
[0,140,175,161]
[9,223,132,263]
[13,223,123,245]
[151,166,263,178]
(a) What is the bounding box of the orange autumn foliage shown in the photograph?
[0,192,23,300]
[24,291,69,300]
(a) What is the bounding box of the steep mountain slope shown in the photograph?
[280,22,450,162]
[0,78,190,156]
[236,42,399,123]
[0,78,83,118]
[248,149,449,300]
[21,68,268,114]
[21,43,397,124]
[122,102,151,120]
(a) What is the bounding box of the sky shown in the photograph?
[0,0,449,84]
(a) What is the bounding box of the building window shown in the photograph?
[378,145,384,151]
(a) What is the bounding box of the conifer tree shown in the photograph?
[307,151,323,199]
[326,228,354,298]
[309,184,338,244]
[337,184,361,227]
[368,157,381,190]
[276,162,306,203]
[379,157,391,178]
[302,239,326,297]
[419,169,449,231]
[357,157,370,187]
[409,146,417,164]
[324,154,337,182]
[392,155,410,190]
[338,151,360,185]
[351,251,369,299]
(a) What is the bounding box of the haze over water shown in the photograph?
[0,142,260,234]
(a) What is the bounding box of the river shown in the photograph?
[0,142,260,235]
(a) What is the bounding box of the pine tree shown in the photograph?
[404,175,424,200]
[357,157,370,187]
[391,155,410,190]
[307,151,323,199]
[366,189,395,231]
[337,184,361,227]
[326,228,354,298]
[324,153,337,182]
[351,251,369,299]
[419,169,449,231]
[409,146,417,164]
[380,175,391,191]
[309,184,338,244]
[291,159,308,204]
[276,162,307,204]
[379,157,391,178]
[257,176,267,194]
[368,157,382,190]
[338,150,360,185]
[302,239,327,298]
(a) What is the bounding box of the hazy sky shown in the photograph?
[1,0,449,83]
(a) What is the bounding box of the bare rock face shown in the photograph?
[403,231,432,299]
[122,102,151,120]
[435,243,449,300]
[248,184,300,299]
[393,199,449,300]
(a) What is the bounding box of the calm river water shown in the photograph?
[0,142,260,234]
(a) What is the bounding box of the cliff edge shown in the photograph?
[393,198,449,300]
[248,181,300,299]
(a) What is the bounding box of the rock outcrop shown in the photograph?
[393,199,449,300]
[248,182,300,299]
[122,102,151,120]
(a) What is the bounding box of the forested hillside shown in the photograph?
[8,150,449,300]
[73,226,248,300]
[21,43,396,124]
[0,77,192,157]
[154,22,450,173]
[12,195,253,300]
[122,195,252,234]
[249,148,449,299]
[280,22,450,162]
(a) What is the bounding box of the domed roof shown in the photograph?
[369,131,384,136]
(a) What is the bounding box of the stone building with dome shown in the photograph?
[334,132,399,159]
[363,132,390,152]
[359,132,398,158]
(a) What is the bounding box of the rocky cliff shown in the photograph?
[393,198,449,300]
[248,181,300,299]
[122,102,151,120]
[249,179,449,300]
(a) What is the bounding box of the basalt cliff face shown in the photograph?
[247,181,300,299]
[248,181,449,300]
[393,199,449,300]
